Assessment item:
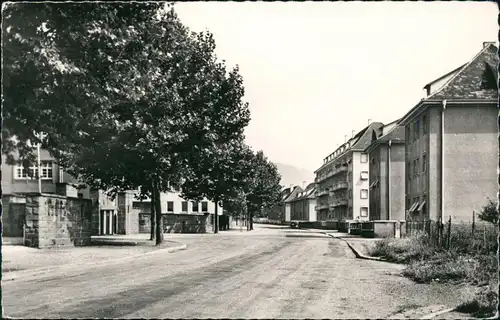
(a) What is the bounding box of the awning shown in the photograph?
[409,201,420,213]
[417,200,426,211]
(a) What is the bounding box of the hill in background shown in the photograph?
[275,163,314,189]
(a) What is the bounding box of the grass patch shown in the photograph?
[369,227,498,317]
[456,280,498,318]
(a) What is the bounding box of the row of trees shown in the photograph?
[3,3,282,243]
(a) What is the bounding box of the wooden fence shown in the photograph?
[405,213,498,254]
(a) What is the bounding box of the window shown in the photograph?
[360,153,368,163]
[360,171,369,180]
[406,126,411,144]
[192,202,199,212]
[406,198,411,211]
[407,161,412,180]
[201,201,208,212]
[167,201,174,212]
[360,189,368,199]
[422,115,428,135]
[422,154,427,173]
[181,201,188,212]
[360,207,368,217]
[414,119,420,140]
[413,159,419,177]
[416,158,419,176]
[14,161,53,180]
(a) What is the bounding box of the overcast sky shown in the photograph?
[174,2,498,172]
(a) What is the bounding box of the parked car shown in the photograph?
[290,221,299,229]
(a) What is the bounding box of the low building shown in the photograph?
[399,42,498,222]
[283,185,303,223]
[133,192,222,234]
[364,120,406,221]
[290,183,317,222]
[263,187,295,223]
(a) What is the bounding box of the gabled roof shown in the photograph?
[423,64,467,90]
[365,122,405,154]
[293,183,316,201]
[399,43,498,125]
[426,43,498,100]
[350,122,384,151]
[284,185,303,203]
[315,122,385,172]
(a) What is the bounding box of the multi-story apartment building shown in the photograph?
[364,120,406,221]
[314,122,384,222]
[290,183,317,222]
[399,42,498,222]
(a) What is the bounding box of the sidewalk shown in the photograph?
[2,236,186,276]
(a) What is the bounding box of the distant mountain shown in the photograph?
[275,163,314,189]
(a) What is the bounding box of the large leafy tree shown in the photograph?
[3,3,251,244]
[245,151,282,230]
[180,140,253,233]
[222,149,282,231]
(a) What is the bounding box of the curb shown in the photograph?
[322,232,386,262]
[419,308,456,319]
[2,240,187,283]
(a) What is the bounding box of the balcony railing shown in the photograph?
[330,199,349,207]
[317,189,330,197]
[330,181,348,192]
[316,166,348,183]
[316,204,330,211]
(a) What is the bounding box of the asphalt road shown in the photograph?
[3,225,474,319]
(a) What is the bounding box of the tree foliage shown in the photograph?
[221,148,282,230]
[3,3,251,240]
[478,198,499,225]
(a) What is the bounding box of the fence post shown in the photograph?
[472,211,476,236]
[447,216,452,249]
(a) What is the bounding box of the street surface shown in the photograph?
[3,225,474,319]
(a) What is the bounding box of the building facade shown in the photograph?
[283,186,303,223]
[314,122,384,222]
[365,121,406,221]
[264,187,295,222]
[400,42,498,223]
[290,183,317,222]
[2,148,223,236]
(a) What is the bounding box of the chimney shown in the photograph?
[344,135,348,143]
[483,41,496,48]
[368,119,372,125]
[352,129,355,138]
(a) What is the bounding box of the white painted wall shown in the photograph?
[352,151,370,221]
[285,203,291,222]
[308,200,317,222]
[137,191,222,215]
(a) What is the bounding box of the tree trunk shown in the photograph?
[214,200,219,234]
[153,180,163,245]
[250,212,254,230]
[150,185,155,241]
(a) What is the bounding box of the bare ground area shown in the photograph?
[2,226,476,319]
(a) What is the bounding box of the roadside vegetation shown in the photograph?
[369,201,498,318]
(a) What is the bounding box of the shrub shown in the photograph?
[369,232,438,263]
[478,198,499,225]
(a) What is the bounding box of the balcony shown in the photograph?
[317,189,330,197]
[330,181,348,192]
[330,199,349,207]
[316,166,348,183]
[316,204,330,211]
